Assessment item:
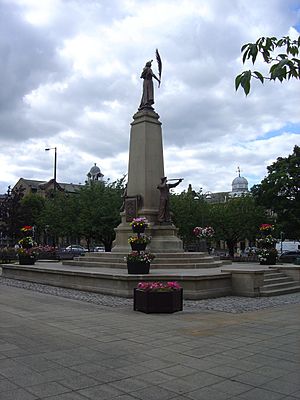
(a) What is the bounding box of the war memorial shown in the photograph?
[2,54,300,299]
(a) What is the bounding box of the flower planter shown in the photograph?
[260,254,277,265]
[19,256,35,265]
[134,288,183,313]
[131,225,146,234]
[130,243,147,251]
[127,261,150,274]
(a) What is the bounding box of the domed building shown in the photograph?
[229,169,249,197]
[87,163,104,182]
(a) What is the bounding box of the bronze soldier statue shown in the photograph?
[157,177,183,223]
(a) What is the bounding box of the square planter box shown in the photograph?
[127,262,150,274]
[133,288,183,313]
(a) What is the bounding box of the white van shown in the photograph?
[276,241,300,255]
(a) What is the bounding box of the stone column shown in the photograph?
[112,109,183,253]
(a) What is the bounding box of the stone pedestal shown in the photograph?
[112,109,183,252]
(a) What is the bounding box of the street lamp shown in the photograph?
[45,147,57,191]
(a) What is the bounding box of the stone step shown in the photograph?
[261,281,300,291]
[260,285,300,296]
[84,252,209,259]
[80,255,218,265]
[64,259,224,269]
[263,276,294,285]
[263,272,287,279]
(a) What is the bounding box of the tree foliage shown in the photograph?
[78,179,124,251]
[251,145,300,239]
[0,185,25,244]
[209,196,268,257]
[236,35,300,95]
[20,194,45,227]
[170,186,209,248]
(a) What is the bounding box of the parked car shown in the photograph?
[244,247,258,255]
[94,246,105,252]
[278,250,300,263]
[65,245,88,253]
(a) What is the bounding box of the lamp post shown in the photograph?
[45,147,57,191]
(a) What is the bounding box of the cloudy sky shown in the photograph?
[0,0,299,195]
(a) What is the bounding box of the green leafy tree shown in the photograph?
[251,145,300,239]
[19,194,45,240]
[170,185,209,248]
[236,35,300,95]
[209,196,268,257]
[78,179,124,251]
[40,191,80,246]
[0,185,25,244]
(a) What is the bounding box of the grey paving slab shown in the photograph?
[130,385,177,400]
[237,387,284,400]
[26,382,71,398]
[78,383,126,399]
[186,386,232,400]
[0,387,38,400]
[232,371,275,386]
[260,379,300,396]
[0,378,19,392]
[0,283,299,400]
[207,365,244,378]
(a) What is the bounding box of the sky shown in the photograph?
[0,0,299,195]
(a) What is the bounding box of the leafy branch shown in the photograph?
[235,35,300,95]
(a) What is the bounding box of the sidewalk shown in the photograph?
[0,284,299,399]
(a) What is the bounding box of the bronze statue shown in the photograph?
[139,50,162,110]
[157,177,183,223]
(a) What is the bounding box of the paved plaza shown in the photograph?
[0,283,300,400]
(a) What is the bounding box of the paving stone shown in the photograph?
[186,387,231,400]
[78,383,125,399]
[180,371,224,387]
[44,393,89,400]
[0,387,38,400]
[0,378,19,392]
[207,365,243,378]
[110,377,151,392]
[232,371,274,386]
[261,379,300,395]
[58,375,100,390]
[160,365,197,377]
[254,366,290,378]
[237,387,284,400]
[26,382,71,397]
[138,371,177,385]
[158,377,201,394]
[208,380,253,396]
[130,385,176,400]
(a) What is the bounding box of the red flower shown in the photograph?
[21,225,33,232]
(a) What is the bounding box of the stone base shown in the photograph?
[1,263,232,299]
[112,213,183,253]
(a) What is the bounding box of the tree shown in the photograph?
[78,179,124,251]
[235,35,300,95]
[40,191,80,246]
[209,196,268,257]
[170,185,209,248]
[0,185,25,245]
[251,145,300,239]
[20,194,45,225]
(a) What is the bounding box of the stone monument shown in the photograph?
[112,52,183,252]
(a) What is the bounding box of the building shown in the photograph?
[13,178,82,197]
[205,168,249,204]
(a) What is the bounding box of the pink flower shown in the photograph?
[137,281,182,292]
